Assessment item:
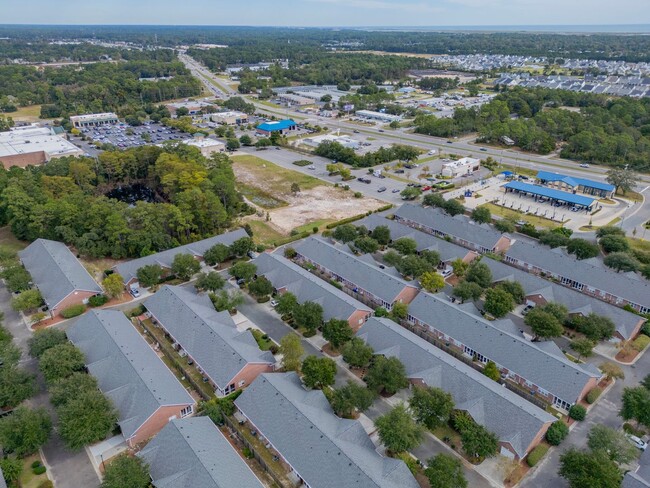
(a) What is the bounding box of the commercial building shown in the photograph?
[0,125,83,168]
[303,133,360,149]
[235,373,419,488]
[294,237,420,310]
[502,181,596,210]
[253,252,372,330]
[20,239,103,317]
[70,112,119,128]
[358,317,556,459]
[277,93,313,106]
[483,258,646,341]
[407,291,601,410]
[138,417,264,488]
[209,111,249,125]
[441,157,481,178]
[166,100,213,117]
[255,119,297,136]
[143,285,276,397]
[67,310,196,447]
[113,228,248,287]
[394,204,513,254]
[536,170,616,199]
[505,240,650,314]
[184,136,225,157]
[355,110,402,123]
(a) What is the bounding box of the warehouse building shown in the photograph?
[355,110,402,123]
[441,157,481,177]
[277,93,313,106]
[303,133,360,149]
[255,119,297,136]
[184,135,226,157]
[0,125,83,168]
[70,112,119,128]
[209,111,249,125]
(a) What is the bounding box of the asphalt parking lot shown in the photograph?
[79,122,192,150]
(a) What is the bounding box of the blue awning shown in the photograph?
[502,181,596,207]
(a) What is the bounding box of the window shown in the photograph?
[180,405,193,418]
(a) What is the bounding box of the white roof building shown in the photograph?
[441,157,481,177]
[0,125,83,168]
[355,110,402,123]
[303,133,360,149]
[70,112,119,128]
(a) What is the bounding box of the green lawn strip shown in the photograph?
[232,155,325,192]
[250,328,275,351]
[246,220,286,247]
[238,183,288,209]
[483,202,561,228]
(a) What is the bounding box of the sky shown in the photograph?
[1,0,649,27]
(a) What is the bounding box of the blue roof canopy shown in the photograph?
[256,119,297,132]
[503,181,596,207]
[536,171,615,192]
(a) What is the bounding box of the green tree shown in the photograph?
[559,449,622,488]
[194,271,226,292]
[0,458,22,485]
[587,425,638,465]
[365,356,409,395]
[600,235,630,254]
[322,318,354,350]
[229,237,254,258]
[229,261,257,282]
[101,454,150,488]
[330,381,376,418]
[409,386,454,430]
[209,289,244,312]
[525,308,564,340]
[567,239,600,260]
[483,287,514,318]
[423,193,446,208]
[596,226,626,238]
[603,252,639,272]
[332,224,358,243]
[398,255,433,279]
[203,243,231,266]
[0,406,52,457]
[11,289,43,312]
[103,273,124,299]
[496,280,525,304]
[170,253,200,281]
[136,264,163,287]
[371,225,391,245]
[483,361,501,381]
[606,167,635,195]
[389,301,409,322]
[620,386,650,427]
[546,421,569,446]
[400,187,422,200]
[443,199,465,216]
[276,292,298,316]
[538,302,568,322]
[375,404,424,453]
[354,236,379,254]
[39,343,85,384]
[0,366,36,409]
[600,362,625,381]
[239,134,253,146]
[302,356,337,389]
[1,265,31,293]
[28,328,67,358]
[279,334,304,372]
[248,276,273,298]
[58,388,118,450]
[420,271,445,292]
[494,219,516,233]
[290,182,301,195]
[342,338,374,368]
[539,231,570,249]
[391,237,418,255]
[569,405,587,421]
[226,138,240,151]
[292,301,323,332]
[49,372,98,408]
[464,262,492,289]
[570,338,595,360]
[471,206,491,224]
[424,454,468,488]
[453,280,483,303]
[459,422,499,459]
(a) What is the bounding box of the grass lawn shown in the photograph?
[292,219,334,234]
[483,203,560,228]
[431,424,463,451]
[0,226,28,252]
[19,454,49,488]
[496,164,538,178]
[617,189,643,203]
[628,238,650,253]
[8,105,42,121]
[256,99,282,109]
[246,220,286,247]
[232,155,325,194]
[251,328,275,351]
[238,183,288,209]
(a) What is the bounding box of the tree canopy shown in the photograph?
[375,404,424,453]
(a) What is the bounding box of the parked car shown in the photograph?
[395,169,405,174]
[270,299,279,307]
[130,288,141,298]
[392,188,400,193]
[580,163,590,168]
[522,304,534,316]
[480,147,488,151]
[353,130,360,134]
[627,434,648,451]
[422,185,432,191]
[377,186,387,193]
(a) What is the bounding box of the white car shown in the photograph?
[580,163,590,168]
[270,299,279,307]
[627,434,648,451]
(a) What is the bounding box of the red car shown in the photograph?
[422,185,432,191]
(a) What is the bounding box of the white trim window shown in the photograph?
[180,405,193,418]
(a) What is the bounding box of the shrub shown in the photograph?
[38,482,54,488]
[31,460,42,469]
[569,405,587,421]
[527,444,549,467]
[302,329,317,338]
[33,465,47,475]
[632,334,650,352]
[88,295,108,307]
[354,192,363,198]
[546,421,569,445]
[60,304,86,319]
[586,387,603,404]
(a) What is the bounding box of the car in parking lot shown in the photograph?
[377,186,387,193]
[392,188,400,193]
[580,163,590,168]
[394,169,405,174]
[627,434,647,451]
[270,299,279,307]
[480,147,488,151]
[447,140,453,144]
[422,185,432,191]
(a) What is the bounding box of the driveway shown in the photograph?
[0,283,100,488]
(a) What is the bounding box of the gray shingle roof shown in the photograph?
[505,240,650,310]
[623,449,650,488]
[19,239,102,309]
[394,204,509,251]
[358,317,555,458]
[138,417,264,488]
[357,214,472,262]
[294,237,416,304]
[67,310,194,440]
[235,373,419,488]
[483,258,645,340]
[252,252,371,322]
[0,468,6,488]
[114,228,249,284]
[408,292,599,404]
[143,286,275,390]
